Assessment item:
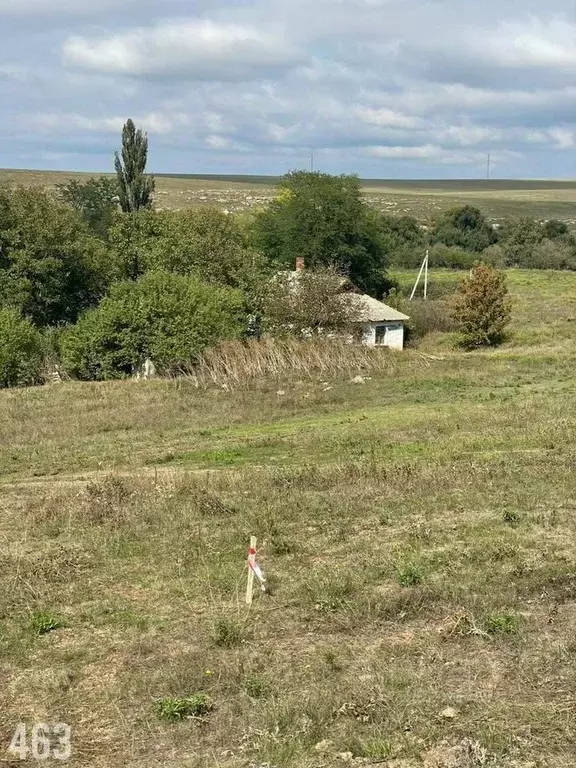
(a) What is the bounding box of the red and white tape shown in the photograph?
[248,546,266,591]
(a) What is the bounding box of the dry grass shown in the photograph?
[1,269,576,766]
[192,337,410,389]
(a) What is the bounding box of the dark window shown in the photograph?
[375,325,387,344]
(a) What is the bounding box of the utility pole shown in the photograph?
[410,250,429,301]
[310,150,315,173]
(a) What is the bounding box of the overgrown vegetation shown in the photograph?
[451,263,512,348]
[1,270,576,766]
[1,118,575,390]
[61,271,245,379]
[0,308,45,388]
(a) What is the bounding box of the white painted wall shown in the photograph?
[360,322,405,350]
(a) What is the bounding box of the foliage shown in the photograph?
[61,271,245,380]
[0,187,111,326]
[212,617,246,648]
[56,176,118,239]
[396,563,424,587]
[114,119,155,213]
[108,207,270,304]
[262,267,356,337]
[253,171,392,297]
[381,214,426,266]
[386,291,456,340]
[431,205,497,252]
[451,263,512,348]
[483,613,520,635]
[155,694,212,722]
[498,217,544,266]
[29,611,64,636]
[428,243,477,269]
[0,309,45,388]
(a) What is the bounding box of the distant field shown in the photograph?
[2,168,576,223]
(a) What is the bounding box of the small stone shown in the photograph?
[336,752,354,763]
[276,390,286,396]
[439,706,458,719]
[351,375,365,384]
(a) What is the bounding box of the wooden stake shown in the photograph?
[246,536,257,605]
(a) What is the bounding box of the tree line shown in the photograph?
[0,118,570,387]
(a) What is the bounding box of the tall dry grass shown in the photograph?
[191,337,403,388]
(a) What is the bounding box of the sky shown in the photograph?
[1,0,576,178]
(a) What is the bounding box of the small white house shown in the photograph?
[348,293,410,350]
[280,259,410,350]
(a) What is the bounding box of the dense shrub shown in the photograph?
[386,290,456,340]
[498,217,544,266]
[0,308,45,388]
[428,244,476,269]
[431,206,497,253]
[56,177,119,240]
[526,239,576,270]
[61,271,246,380]
[451,263,512,348]
[0,187,111,327]
[109,207,269,305]
[381,215,426,266]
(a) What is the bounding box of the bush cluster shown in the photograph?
[1,167,573,388]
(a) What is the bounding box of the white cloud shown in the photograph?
[0,0,137,16]
[3,0,576,175]
[35,111,188,135]
[353,106,420,129]
[487,17,576,69]
[63,19,306,80]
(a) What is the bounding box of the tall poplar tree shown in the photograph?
[114,119,155,213]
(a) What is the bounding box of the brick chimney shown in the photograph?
[295,257,305,272]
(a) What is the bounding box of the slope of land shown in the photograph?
[1,270,576,767]
[3,168,576,222]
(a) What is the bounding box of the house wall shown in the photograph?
[361,322,405,350]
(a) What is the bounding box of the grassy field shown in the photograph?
[3,168,576,222]
[1,270,576,767]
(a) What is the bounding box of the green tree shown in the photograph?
[497,217,543,266]
[56,176,118,239]
[0,308,45,388]
[0,187,111,326]
[108,207,270,306]
[114,119,155,213]
[451,262,512,348]
[380,214,426,267]
[61,271,246,380]
[431,205,497,253]
[253,171,391,297]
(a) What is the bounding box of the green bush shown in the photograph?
[431,206,497,253]
[155,694,212,722]
[386,291,456,340]
[61,271,245,380]
[428,243,477,269]
[109,207,270,305]
[30,610,64,636]
[451,263,512,348]
[0,309,45,388]
[0,187,111,326]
